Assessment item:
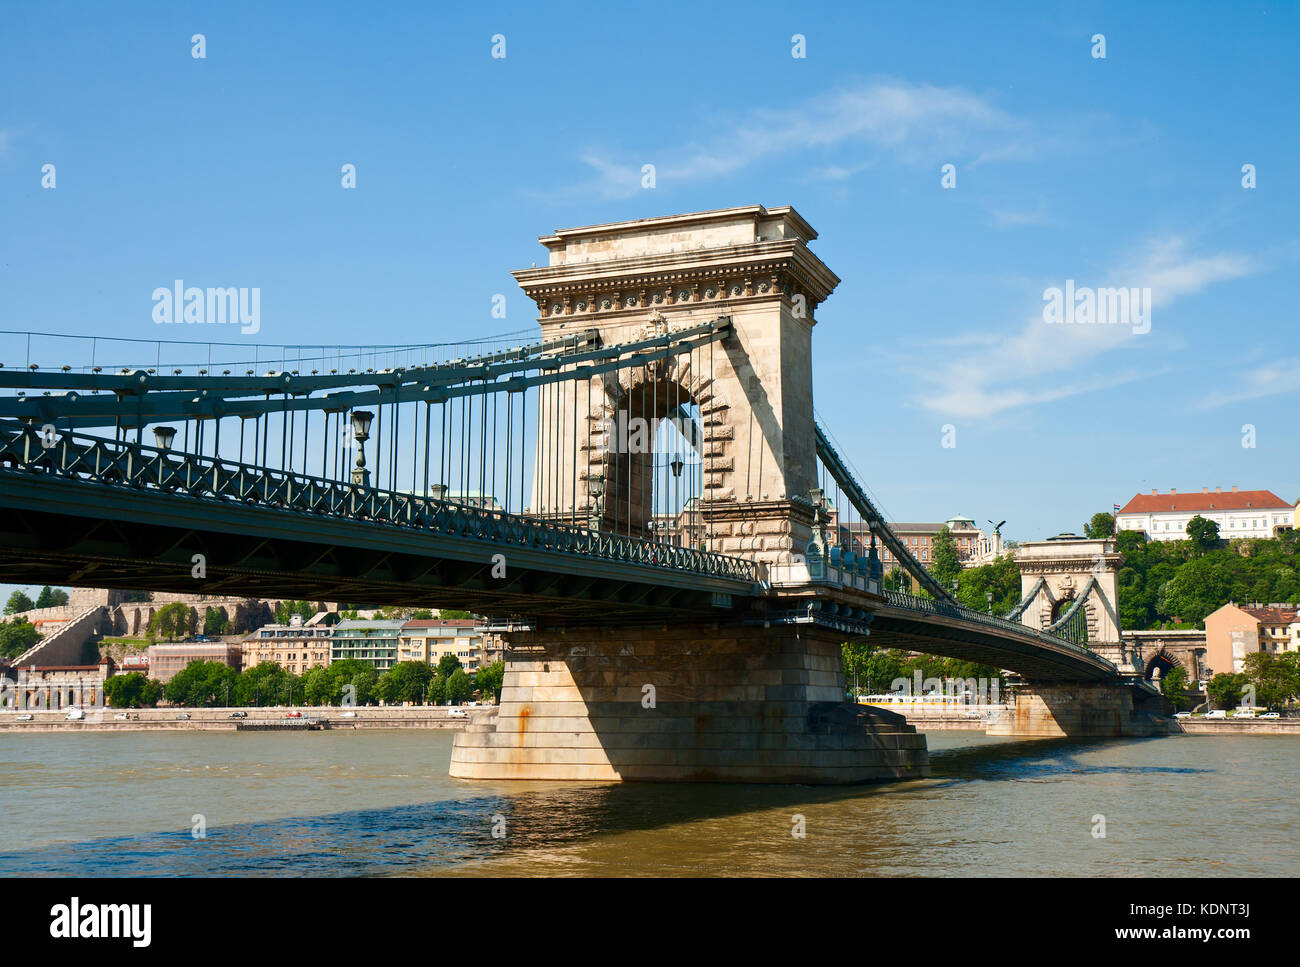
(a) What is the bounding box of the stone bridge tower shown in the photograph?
[1013,534,1132,670]
[990,534,1171,737]
[512,205,840,566]
[452,207,931,783]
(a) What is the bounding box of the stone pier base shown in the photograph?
[450,623,929,783]
[986,681,1174,738]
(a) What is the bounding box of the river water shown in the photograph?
[1,730,1294,876]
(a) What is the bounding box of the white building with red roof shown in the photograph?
[1116,486,1294,541]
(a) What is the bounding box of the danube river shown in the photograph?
[1,730,1294,876]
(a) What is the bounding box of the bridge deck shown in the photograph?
[0,424,1120,680]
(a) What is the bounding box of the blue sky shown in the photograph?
[1,0,1297,590]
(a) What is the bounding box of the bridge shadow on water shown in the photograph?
[927,735,1210,784]
[0,736,1208,877]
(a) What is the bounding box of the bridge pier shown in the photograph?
[450,623,929,783]
[986,681,1174,738]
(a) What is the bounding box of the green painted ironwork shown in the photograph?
[0,423,760,584]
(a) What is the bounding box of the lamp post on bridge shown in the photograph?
[588,474,605,533]
[669,456,685,546]
[350,410,374,489]
[152,426,176,451]
[987,590,993,615]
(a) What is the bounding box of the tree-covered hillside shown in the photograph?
[1115,529,1300,629]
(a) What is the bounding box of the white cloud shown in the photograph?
[1137,236,1255,307]
[915,235,1258,421]
[1199,357,1300,409]
[556,79,1027,199]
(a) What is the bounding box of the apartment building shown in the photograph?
[242,614,333,675]
[398,619,502,671]
[329,619,405,672]
[1204,601,1299,676]
[147,640,242,683]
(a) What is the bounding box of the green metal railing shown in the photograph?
[0,423,760,584]
[882,589,1113,666]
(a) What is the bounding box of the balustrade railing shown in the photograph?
[0,423,760,584]
[882,589,1110,663]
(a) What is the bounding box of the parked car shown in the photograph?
[113,712,130,720]
[1259,712,1280,720]
[175,712,191,720]
[65,707,84,721]
[340,710,357,719]
[228,711,247,718]
[16,714,33,721]
[1173,711,1192,719]
[1204,709,1227,719]
[448,708,468,719]
[285,711,302,718]
[1234,707,1260,718]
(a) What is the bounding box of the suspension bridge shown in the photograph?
[0,205,1169,782]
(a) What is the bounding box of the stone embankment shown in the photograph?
[0,705,497,733]
[1175,717,1300,735]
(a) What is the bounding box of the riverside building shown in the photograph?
[329,619,405,671]
[1116,487,1294,541]
[241,613,333,674]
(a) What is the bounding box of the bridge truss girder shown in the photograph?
[0,471,752,624]
[866,610,1117,682]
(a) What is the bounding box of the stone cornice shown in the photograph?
[538,204,820,246]
[514,240,840,322]
[1018,555,1124,575]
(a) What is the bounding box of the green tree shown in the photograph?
[163,660,239,707]
[376,661,433,705]
[274,600,314,624]
[4,590,34,615]
[474,660,505,704]
[437,653,463,679]
[836,646,911,697]
[1206,672,1250,710]
[1083,512,1116,539]
[864,649,908,694]
[202,607,227,637]
[1156,556,1244,624]
[953,553,1022,616]
[141,677,163,707]
[930,526,961,591]
[34,586,69,608]
[426,673,447,706]
[234,661,300,707]
[1186,515,1220,555]
[300,666,334,706]
[104,672,162,708]
[327,659,379,706]
[446,668,472,705]
[410,609,434,620]
[0,618,42,659]
[842,641,872,697]
[149,602,196,641]
[1159,665,1192,711]
[1241,651,1300,709]
[438,609,474,620]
